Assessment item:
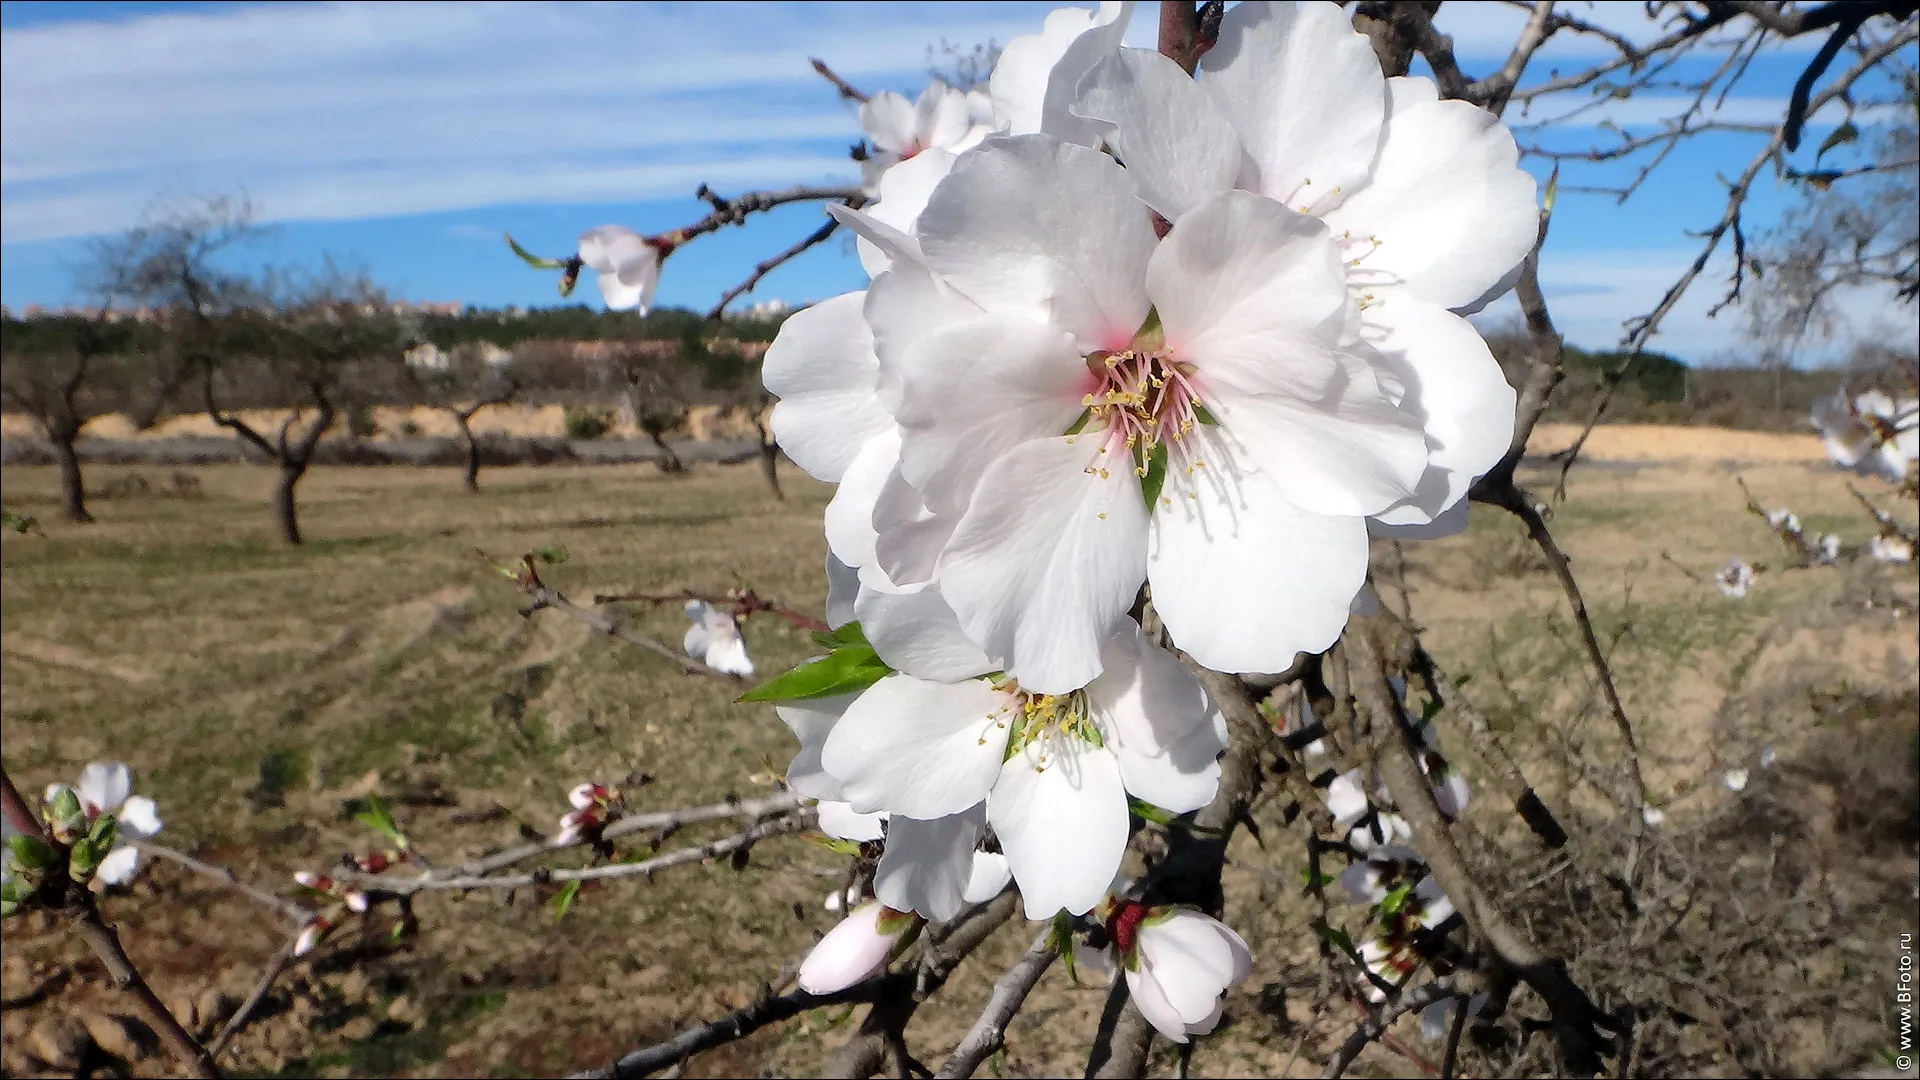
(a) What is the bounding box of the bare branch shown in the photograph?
[707,216,844,321]
[70,897,222,1078]
[933,931,1058,1080]
[809,57,870,102]
[131,840,314,926]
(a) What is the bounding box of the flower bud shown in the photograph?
[1117,907,1253,1044]
[797,903,920,995]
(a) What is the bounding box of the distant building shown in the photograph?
[742,298,791,318]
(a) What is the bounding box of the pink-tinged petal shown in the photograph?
[938,437,1149,695]
[963,851,1012,904]
[567,784,599,811]
[817,800,887,843]
[1125,965,1194,1043]
[991,5,1100,136]
[1362,292,1515,527]
[894,313,1089,514]
[798,902,900,994]
[94,845,141,887]
[918,82,977,151]
[703,633,754,678]
[860,90,920,154]
[821,674,1010,818]
[989,737,1130,918]
[1322,98,1538,310]
[1073,48,1244,222]
[915,135,1154,351]
[777,694,858,802]
[875,805,985,922]
[1085,621,1216,756]
[765,291,889,482]
[77,762,131,813]
[681,620,712,664]
[1148,191,1349,402]
[856,581,998,683]
[1146,429,1371,675]
[1199,0,1386,211]
[858,150,959,276]
[824,429,900,570]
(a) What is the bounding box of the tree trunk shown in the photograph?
[459,415,481,492]
[273,462,306,545]
[54,434,93,524]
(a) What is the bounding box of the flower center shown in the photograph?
[1076,339,1209,504]
[986,684,1101,769]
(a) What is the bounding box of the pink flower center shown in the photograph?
[1080,346,1206,486]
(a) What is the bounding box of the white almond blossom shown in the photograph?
[1641,804,1667,828]
[1813,533,1842,565]
[859,80,992,193]
[797,900,921,994]
[1716,558,1754,599]
[1724,768,1750,793]
[683,600,754,677]
[577,225,668,313]
[1811,389,1919,484]
[782,621,1226,919]
[46,762,162,887]
[830,134,1434,693]
[1074,0,1536,533]
[1100,902,1253,1043]
[808,796,1014,920]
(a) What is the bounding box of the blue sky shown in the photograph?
[2,1,1913,363]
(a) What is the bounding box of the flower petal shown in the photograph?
[860,90,920,154]
[1321,98,1538,310]
[916,135,1155,351]
[1073,48,1245,222]
[821,674,1010,818]
[1111,714,1226,815]
[818,800,887,843]
[765,291,890,482]
[856,580,998,683]
[875,804,985,922]
[824,429,901,569]
[893,313,1090,514]
[825,554,860,630]
[1199,0,1386,212]
[117,796,162,839]
[963,851,1013,903]
[798,902,898,994]
[778,694,858,802]
[78,762,131,814]
[1125,965,1194,1043]
[989,737,1130,918]
[858,150,959,276]
[1147,429,1370,676]
[1037,1,1137,146]
[1361,292,1515,527]
[991,4,1100,136]
[1137,910,1252,1024]
[95,845,141,887]
[1085,620,1216,757]
[938,436,1149,695]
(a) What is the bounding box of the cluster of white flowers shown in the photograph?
[752,0,1533,1021]
[683,600,756,677]
[45,762,163,887]
[1715,557,1756,600]
[1811,389,1919,486]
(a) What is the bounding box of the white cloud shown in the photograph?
[0,1,1067,242]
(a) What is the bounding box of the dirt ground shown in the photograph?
[1,426,1915,1078]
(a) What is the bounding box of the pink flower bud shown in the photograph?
[567,783,604,811]
[345,890,370,914]
[294,917,332,958]
[797,903,919,995]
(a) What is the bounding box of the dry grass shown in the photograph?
[0,431,1915,1078]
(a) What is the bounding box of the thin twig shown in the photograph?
[207,938,299,1058]
[809,57,869,102]
[131,840,313,926]
[1325,978,1465,1080]
[707,217,845,321]
[593,587,831,634]
[933,932,1058,1080]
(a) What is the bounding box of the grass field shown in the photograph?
[1,432,1916,1078]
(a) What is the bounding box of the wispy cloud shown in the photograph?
[1,1,1070,242]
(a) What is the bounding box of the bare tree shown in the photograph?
[409,342,522,492]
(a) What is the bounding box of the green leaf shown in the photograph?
[68,838,103,880]
[552,878,581,920]
[388,919,410,944]
[354,795,408,850]
[530,546,569,565]
[47,788,83,832]
[1062,408,1094,436]
[1542,164,1560,219]
[1298,867,1336,889]
[1128,797,1178,827]
[1815,121,1858,164]
[738,646,892,703]
[1050,911,1078,982]
[8,834,61,870]
[810,835,863,857]
[1190,402,1220,427]
[505,233,568,270]
[1377,882,1414,918]
[811,621,871,651]
[0,509,35,534]
[1312,917,1356,957]
[1138,441,1169,510]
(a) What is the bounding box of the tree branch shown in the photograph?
[70,896,222,1078]
[933,932,1058,1080]
[131,840,314,925]
[706,216,845,321]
